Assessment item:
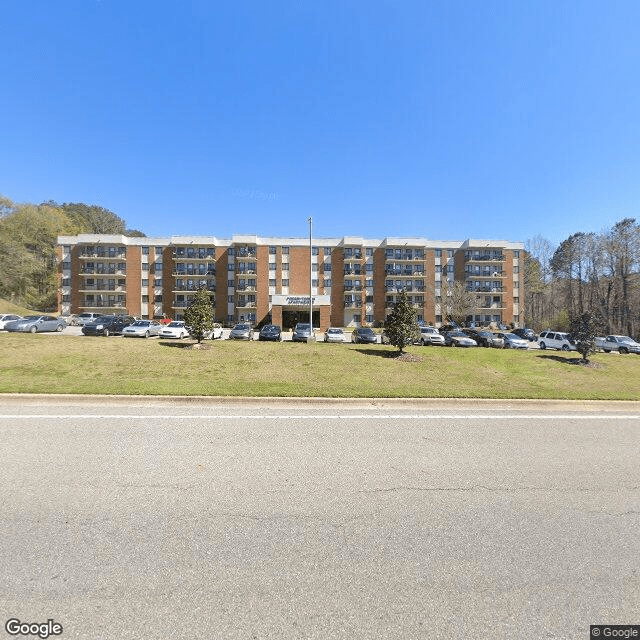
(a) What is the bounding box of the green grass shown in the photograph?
[1,334,639,399]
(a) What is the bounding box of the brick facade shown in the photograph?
[57,234,525,329]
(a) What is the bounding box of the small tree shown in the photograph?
[446,281,480,327]
[183,286,213,344]
[384,289,420,354]
[568,310,604,363]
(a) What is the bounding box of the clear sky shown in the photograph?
[2,1,639,247]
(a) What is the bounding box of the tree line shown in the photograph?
[0,195,144,311]
[524,218,640,338]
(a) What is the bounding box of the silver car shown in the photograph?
[292,323,313,342]
[0,314,23,330]
[122,320,162,338]
[5,315,66,333]
[323,327,345,343]
[497,332,529,349]
[229,323,253,340]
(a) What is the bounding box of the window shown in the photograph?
[62,261,71,270]
[142,264,149,272]
[366,295,374,303]
[324,279,331,287]
[62,277,70,287]
[228,296,233,303]
[324,247,332,255]
[142,246,149,255]
[323,263,331,272]
[435,265,442,273]
[282,263,289,271]
[269,246,276,254]
[155,279,162,287]
[282,246,289,254]
[228,264,235,271]
[312,264,318,272]
[435,249,442,257]
[366,263,373,273]
[269,279,276,287]
[155,246,163,256]
[514,266,519,274]
[228,248,235,256]
[366,248,373,256]
[312,247,319,255]
[282,279,289,286]
[514,250,520,258]
[227,280,234,288]
[386,248,394,258]
[366,314,374,323]
[142,295,149,303]
[154,295,163,303]
[353,314,361,323]
[142,279,149,287]
[269,262,276,270]
[312,279,318,287]
[447,249,454,258]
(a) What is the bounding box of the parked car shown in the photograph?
[229,323,253,340]
[63,314,80,326]
[292,323,313,342]
[595,335,640,354]
[496,332,529,349]
[416,326,445,346]
[537,330,577,352]
[75,312,102,326]
[258,324,282,341]
[351,327,378,344]
[159,321,192,339]
[122,319,162,338]
[323,327,345,343]
[81,315,135,336]
[5,315,66,333]
[0,314,23,330]
[512,327,537,341]
[203,323,224,340]
[442,330,477,347]
[463,329,504,348]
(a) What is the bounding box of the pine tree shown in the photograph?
[384,289,420,354]
[568,310,604,364]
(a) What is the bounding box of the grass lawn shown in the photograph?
[1,334,639,399]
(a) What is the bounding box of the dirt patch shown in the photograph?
[388,352,423,362]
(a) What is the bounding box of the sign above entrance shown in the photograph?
[271,294,331,307]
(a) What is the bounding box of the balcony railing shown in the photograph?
[465,270,506,278]
[78,251,126,259]
[173,250,215,260]
[173,284,216,292]
[465,254,505,263]
[79,300,126,308]
[78,285,125,292]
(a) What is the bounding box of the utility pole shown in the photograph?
[308,216,313,335]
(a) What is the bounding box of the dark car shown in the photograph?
[81,315,135,337]
[463,329,504,348]
[258,324,282,341]
[351,327,378,344]
[512,328,537,341]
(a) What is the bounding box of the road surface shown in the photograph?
[1,397,638,639]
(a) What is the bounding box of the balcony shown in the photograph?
[172,269,216,277]
[235,285,256,292]
[465,254,505,263]
[78,250,126,259]
[235,301,256,308]
[79,300,126,309]
[466,285,504,293]
[78,285,125,292]
[173,249,215,260]
[173,284,216,292]
[235,249,256,259]
[465,270,506,278]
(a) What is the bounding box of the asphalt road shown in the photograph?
[1,397,638,640]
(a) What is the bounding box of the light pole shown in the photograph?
[308,216,313,335]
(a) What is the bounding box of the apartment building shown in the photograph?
[57,234,525,329]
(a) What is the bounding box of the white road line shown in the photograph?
[0,414,638,420]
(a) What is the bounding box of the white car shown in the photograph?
[203,323,224,340]
[159,321,191,339]
[323,327,345,343]
[0,314,23,330]
[416,326,445,346]
[122,320,162,338]
[537,330,577,352]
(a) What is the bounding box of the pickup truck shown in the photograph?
[595,335,640,354]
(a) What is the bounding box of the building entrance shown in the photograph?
[282,309,320,330]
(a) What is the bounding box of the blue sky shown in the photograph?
[2,1,639,247]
